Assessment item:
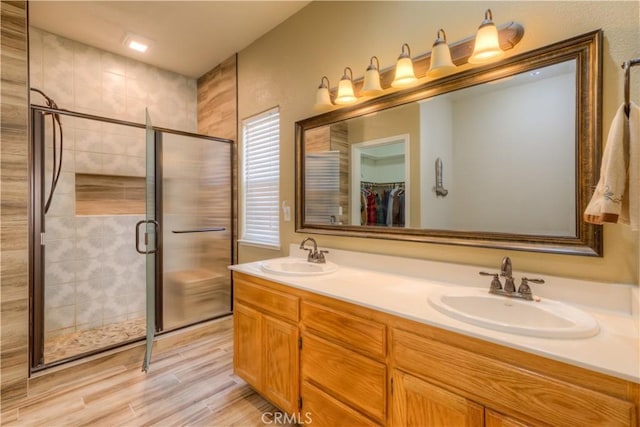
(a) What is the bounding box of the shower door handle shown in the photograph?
[135,220,159,254]
[171,227,225,234]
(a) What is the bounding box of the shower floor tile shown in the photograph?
[44,317,146,364]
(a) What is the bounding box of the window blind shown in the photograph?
[241,108,280,247]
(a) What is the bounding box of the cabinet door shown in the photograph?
[263,315,299,413]
[391,370,483,427]
[234,303,262,389]
[485,409,530,427]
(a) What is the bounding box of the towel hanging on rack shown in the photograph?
[584,102,639,229]
[585,58,640,229]
[630,102,640,230]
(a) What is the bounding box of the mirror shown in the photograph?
[296,30,603,256]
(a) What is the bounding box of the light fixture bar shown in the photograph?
[328,21,524,98]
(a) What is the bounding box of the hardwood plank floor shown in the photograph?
[4,319,294,426]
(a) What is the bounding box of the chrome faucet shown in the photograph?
[501,256,516,292]
[479,256,545,301]
[299,237,329,263]
[517,277,545,299]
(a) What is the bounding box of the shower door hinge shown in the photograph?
[40,232,46,246]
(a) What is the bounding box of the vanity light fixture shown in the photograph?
[312,9,524,110]
[468,9,504,64]
[314,76,333,110]
[391,43,418,88]
[361,56,384,96]
[427,29,457,78]
[335,67,358,105]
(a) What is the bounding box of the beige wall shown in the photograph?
[450,72,576,235]
[237,1,640,284]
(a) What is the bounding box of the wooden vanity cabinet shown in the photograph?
[300,300,387,425]
[301,379,380,426]
[390,369,534,427]
[391,369,483,427]
[391,327,637,426]
[234,303,262,388]
[233,272,640,426]
[233,275,299,413]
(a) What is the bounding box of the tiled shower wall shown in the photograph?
[29,27,198,338]
[29,27,197,130]
[43,214,146,336]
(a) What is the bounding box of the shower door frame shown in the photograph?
[30,108,46,369]
[29,105,235,372]
[153,127,236,334]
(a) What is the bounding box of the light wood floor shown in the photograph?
[3,321,293,427]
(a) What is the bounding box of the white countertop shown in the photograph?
[229,245,640,383]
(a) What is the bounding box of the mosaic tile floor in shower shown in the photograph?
[44,317,146,364]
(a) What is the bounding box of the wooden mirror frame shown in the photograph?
[295,30,603,256]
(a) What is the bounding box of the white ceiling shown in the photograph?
[28,1,310,78]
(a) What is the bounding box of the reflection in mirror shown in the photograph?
[353,134,408,227]
[419,60,576,235]
[304,123,347,225]
[296,31,602,255]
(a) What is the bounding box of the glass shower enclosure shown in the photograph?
[30,106,233,370]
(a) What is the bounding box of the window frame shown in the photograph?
[239,107,281,249]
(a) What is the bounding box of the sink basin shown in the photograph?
[261,259,338,276]
[428,287,599,339]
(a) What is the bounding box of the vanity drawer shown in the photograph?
[391,328,635,427]
[234,277,299,323]
[302,380,381,426]
[301,333,386,423]
[301,301,386,360]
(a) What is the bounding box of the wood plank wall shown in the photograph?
[197,54,237,141]
[197,54,238,264]
[0,0,30,411]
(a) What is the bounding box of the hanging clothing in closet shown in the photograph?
[360,182,405,226]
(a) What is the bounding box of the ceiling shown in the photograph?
[28,1,310,78]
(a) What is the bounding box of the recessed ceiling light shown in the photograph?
[128,40,148,53]
[123,32,152,53]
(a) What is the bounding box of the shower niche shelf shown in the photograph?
[75,173,145,215]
